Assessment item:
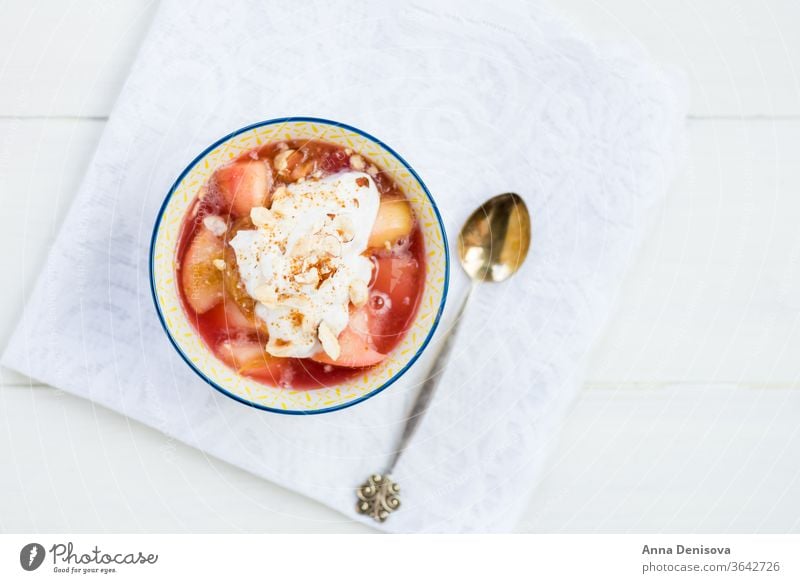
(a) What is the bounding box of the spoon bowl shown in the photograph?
[458,192,531,283]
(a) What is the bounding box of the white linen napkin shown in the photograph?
[2,0,686,532]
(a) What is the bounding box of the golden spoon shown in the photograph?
[356,193,531,522]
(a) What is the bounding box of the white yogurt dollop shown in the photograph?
[229,171,379,358]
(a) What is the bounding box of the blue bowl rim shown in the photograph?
[149,116,450,415]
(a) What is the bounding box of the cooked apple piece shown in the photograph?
[274,148,310,181]
[311,310,386,368]
[213,160,272,217]
[205,301,266,335]
[222,242,256,318]
[312,327,386,368]
[290,160,315,182]
[217,216,258,318]
[218,338,264,368]
[222,300,262,332]
[181,229,224,313]
[218,338,281,377]
[368,198,414,249]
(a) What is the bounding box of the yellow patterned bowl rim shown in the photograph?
[149,117,450,415]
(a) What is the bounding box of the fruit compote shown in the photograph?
[175,139,426,389]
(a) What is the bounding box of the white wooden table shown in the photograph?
[1,0,798,532]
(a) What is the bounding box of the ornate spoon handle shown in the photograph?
[384,281,476,475]
[356,282,476,522]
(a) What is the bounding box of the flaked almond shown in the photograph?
[253,284,278,306]
[319,234,342,257]
[202,215,227,237]
[212,259,226,271]
[291,161,314,182]
[349,154,366,170]
[294,267,319,286]
[331,215,355,242]
[250,206,273,227]
[267,337,297,358]
[349,279,368,307]
[272,185,289,200]
[285,296,312,311]
[291,235,313,257]
[318,321,340,360]
[274,149,296,173]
